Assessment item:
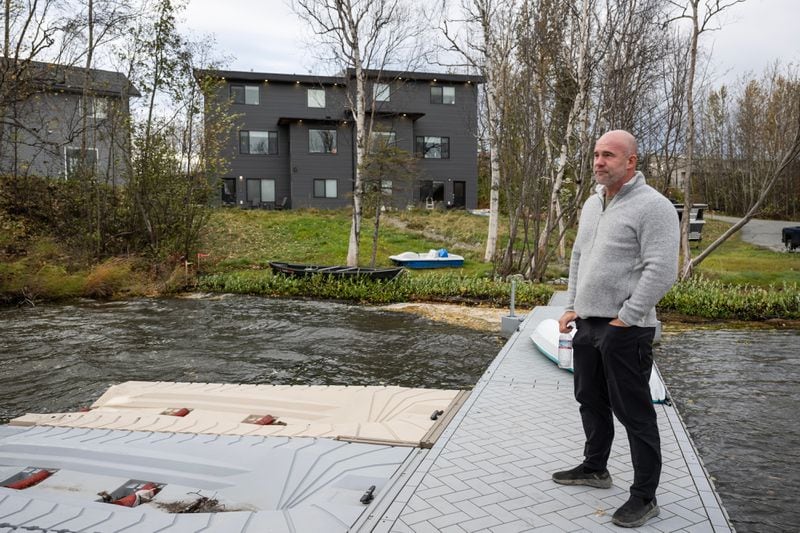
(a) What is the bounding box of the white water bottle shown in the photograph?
[557,332,573,369]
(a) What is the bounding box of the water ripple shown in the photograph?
[657,329,800,533]
[0,295,502,421]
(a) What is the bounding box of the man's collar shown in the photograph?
[596,171,644,199]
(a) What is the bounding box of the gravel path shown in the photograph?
[709,214,800,252]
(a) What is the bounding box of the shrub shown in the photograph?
[659,276,800,320]
[84,258,136,299]
[198,270,554,308]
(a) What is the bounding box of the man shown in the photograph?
[552,130,679,528]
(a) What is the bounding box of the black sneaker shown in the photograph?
[612,496,659,528]
[552,465,613,488]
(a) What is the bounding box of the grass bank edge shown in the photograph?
[198,270,800,321]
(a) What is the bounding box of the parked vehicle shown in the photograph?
[782,226,800,250]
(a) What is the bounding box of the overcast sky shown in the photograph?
[180,0,799,86]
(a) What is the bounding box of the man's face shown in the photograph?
[593,134,636,189]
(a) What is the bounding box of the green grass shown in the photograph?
[199,269,554,308]
[199,209,800,289]
[194,208,800,321]
[200,208,496,277]
[4,205,800,320]
[690,219,800,286]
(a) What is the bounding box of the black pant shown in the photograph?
[572,317,660,500]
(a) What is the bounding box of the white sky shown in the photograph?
[180,0,800,85]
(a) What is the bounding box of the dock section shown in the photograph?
[360,305,733,532]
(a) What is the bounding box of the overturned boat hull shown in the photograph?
[269,262,404,281]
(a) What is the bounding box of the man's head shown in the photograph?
[593,130,638,197]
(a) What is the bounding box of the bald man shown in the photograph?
[552,130,679,528]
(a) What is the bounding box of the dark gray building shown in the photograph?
[197,68,483,210]
[0,60,140,182]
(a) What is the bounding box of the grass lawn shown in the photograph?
[201,208,800,288]
[200,208,497,277]
[4,205,799,313]
[690,219,800,286]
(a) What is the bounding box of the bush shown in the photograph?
[84,258,136,299]
[659,276,800,320]
[198,270,554,307]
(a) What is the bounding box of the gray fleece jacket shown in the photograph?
[566,172,679,327]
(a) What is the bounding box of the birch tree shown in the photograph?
[440,0,518,263]
[292,0,428,266]
[686,98,800,271]
[531,0,595,280]
[667,0,745,279]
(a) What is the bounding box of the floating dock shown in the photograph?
[0,300,733,532]
[358,301,734,532]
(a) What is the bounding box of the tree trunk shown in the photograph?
[370,202,381,268]
[679,1,700,280]
[686,105,800,271]
[484,82,501,262]
[3,0,9,57]
[347,65,365,267]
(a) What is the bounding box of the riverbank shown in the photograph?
[3,208,800,321]
[379,302,527,332]
[378,303,800,334]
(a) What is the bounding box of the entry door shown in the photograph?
[453,181,466,208]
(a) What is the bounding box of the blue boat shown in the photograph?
[389,249,464,269]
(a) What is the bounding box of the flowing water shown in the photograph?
[0,295,503,422]
[656,329,800,533]
[0,297,797,531]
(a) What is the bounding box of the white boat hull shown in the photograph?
[530,318,668,403]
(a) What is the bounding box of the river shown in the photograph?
[0,296,797,532]
[656,328,800,533]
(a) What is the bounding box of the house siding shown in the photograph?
[202,69,483,211]
[0,61,137,184]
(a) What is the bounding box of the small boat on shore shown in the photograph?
[389,249,464,269]
[269,261,404,281]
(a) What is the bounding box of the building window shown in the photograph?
[308,88,326,108]
[239,131,278,154]
[370,131,397,151]
[375,83,391,102]
[430,86,455,105]
[309,129,337,154]
[415,136,450,159]
[419,180,445,202]
[230,84,260,105]
[381,179,393,196]
[221,178,236,205]
[64,147,97,179]
[313,178,338,198]
[80,97,108,119]
[246,178,276,207]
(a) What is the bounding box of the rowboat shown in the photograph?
[389,249,464,269]
[269,261,404,281]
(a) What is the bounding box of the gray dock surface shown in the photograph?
[360,304,733,532]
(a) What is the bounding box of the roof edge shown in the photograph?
[195,68,484,85]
